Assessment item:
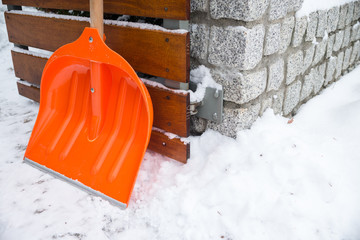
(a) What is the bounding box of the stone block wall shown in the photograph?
[190,0,360,138]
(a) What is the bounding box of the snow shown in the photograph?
[297,0,353,17]
[1,4,360,240]
[8,10,188,34]
[190,65,222,103]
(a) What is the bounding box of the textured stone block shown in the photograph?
[260,97,273,115]
[333,30,344,52]
[338,4,348,29]
[208,103,261,138]
[292,16,308,47]
[325,57,337,85]
[264,23,281,55]
[343,46,352,70]
[287,0,304,12]
[312,38,328,66]
[283,80,302,115]
[303,44,315,73]
[305,12,318,41]
[300,69,314,101]
[286,50,303,84]
[268,58,285,91]
[279,16,295,53]
[317,10,327,38]
[210,0,269,21]
[272,89,285,115]
[327,6,340,33]
[346,1,355,26]
[313,65,325,94]
[350,40,360,64]
[211,68,267,104]
[354,1,360,21]
[208,25,265,70]
[342,26,351,48]
[191,0,208,12]
[326,34,335,58]
[351,23,359,42]
[269,0,288,20]
[190,24,209,60]
[357,24,360,40]
[335,51,344,78]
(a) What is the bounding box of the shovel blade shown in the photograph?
[24,28,153,207]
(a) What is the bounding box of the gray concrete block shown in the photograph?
[354,1,360,21]
[351,23,359,42]
[208,103,261,138]
[313,65,325,94]
[312,38,328,66]
[287,0,304,12]
[325,57,337,85]
[350,40,360,64]
[333,30,344,52]
[335,51,344,78]
[190,24,209,60]
[326,34,335,58]
[292,16,308,47]
[338,4,348,29]
[283,80,302,115]
[211,68,267,104]
[342,26,351,48]
[327,6,340,33]
[343,46,352,69]
[260,97,273,115]
[272,89,285,115]
[356,23,360,40]
[269,0,289,20]
[268,58,285,91]
[305,12,318,41]
[346,1,355,26]
[303,44,315,73]
[264,23,281,55]
[286,50,303,85]
[300,69,314,101]
[210,0,269,21]
[279,16,295,53]
[191,0,208,12]
[238,68,267,104]
[317,10,327,38]
[208,25,265,70]
[318,62,326,78]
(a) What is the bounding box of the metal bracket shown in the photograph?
[190,83,223,124]
[163,19,189,30]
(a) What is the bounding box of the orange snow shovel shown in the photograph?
[24,0,153,208]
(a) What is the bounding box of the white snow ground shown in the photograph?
[1,4,360,240]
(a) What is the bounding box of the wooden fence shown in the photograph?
[4,0,190,163]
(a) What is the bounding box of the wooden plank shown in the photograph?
[16,81,189,163]
[148,130,189,163]
[11,49,189,137]
[3,0,190,20]
[5,11,189,83]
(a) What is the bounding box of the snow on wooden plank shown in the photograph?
[3,0,190,20]
[11,49,190,138]
[5,11,189,83]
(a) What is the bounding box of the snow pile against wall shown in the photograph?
[190,0,360,137]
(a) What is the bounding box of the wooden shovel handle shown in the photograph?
[90,0,103,39]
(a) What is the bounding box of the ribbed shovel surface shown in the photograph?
[24,28,153,207]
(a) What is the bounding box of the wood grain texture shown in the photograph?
[11,50,190,137]
[5,12,189,83]
[3,0,190,20]
[16,81,189,163]
[148,130,189,163]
